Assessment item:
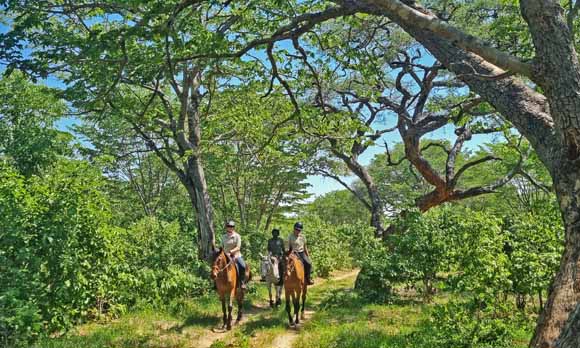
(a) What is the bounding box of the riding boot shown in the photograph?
[277,260,284,286]
[303,255,314,285]
[236,257,247,290]
[239,271,246,289]
[305,267,314,285]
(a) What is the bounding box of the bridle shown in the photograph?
[285,251,298,276]
[213,252,234,276]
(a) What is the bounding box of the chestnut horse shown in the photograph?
[284,251,308,327]
[210,249,250,330]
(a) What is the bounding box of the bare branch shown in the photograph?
[315,168,372,209]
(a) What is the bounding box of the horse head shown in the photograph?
[260,253,280,282]
[284,250,298,278]
[211,248,226,280]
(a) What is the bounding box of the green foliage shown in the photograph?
[105,217,210,307]
[354,209,451,302]
[301,216,354,277]
[303,190,369,226]
[0,72,72,177]
[0,160,208,346]
[0,161,113,346]
[445,209,512,304]
[503,201,564,309]
[416,300,519,348]
[350,224,395,302]
[388,210,452,298]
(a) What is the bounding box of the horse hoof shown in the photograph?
[227,325,232,331]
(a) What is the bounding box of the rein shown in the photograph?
[286,252,298,276]
[215,254,234,275]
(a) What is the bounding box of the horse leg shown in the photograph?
[227,293,234,330]
[300,286,307,320]
[285,291,294,326]
[293,293,300,324]
[221,296,227,329]
[276,285,282,307]
[268,282,274,308]
[236,290,243,323]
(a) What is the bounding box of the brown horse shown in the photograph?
[283,251,308,327]
[210,249,250,330]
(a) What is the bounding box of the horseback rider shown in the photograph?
[267,228,285,286]
[288,222,314,285]
[221,220,247,289]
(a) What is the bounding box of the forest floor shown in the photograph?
[34,269,531,348]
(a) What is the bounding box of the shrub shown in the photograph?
[414,300,519,348]
[107,217,210,306]
[0,161,113,346]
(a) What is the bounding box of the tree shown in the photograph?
[261,21,522,236]
[0,1,281,260]
[303,189,370,225]
[0,72,72,176]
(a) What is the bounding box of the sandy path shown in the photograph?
[266,269,359,348]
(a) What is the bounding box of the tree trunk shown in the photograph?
[185,156,216,262]
[330,148,386,237]
[555,303,580,348]
[531,168,580,348]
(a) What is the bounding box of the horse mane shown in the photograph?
[213,248,230,266]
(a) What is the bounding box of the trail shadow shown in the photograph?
[329,328,413,348]
[317,287,424,312]
[165,309,220,333]
[240,315,282,335]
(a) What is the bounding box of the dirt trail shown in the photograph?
[266,269,359,348]
[196,302,270,348]
[199,269,359,348]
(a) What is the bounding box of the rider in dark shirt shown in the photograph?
[267,228,285,285]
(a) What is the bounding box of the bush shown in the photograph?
[353,210,451,301]
[350,224,395,302]
[0,162,209,346]
[107,217,210,306]
[502,201,563,310]
[301,216,354,277]
[415,300,519,348]
[0,161,113,346]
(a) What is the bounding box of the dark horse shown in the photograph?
[284,251,308,327]
[210,249,251,330]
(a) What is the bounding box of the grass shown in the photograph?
[34,296,224,348]
[34,270,535,348]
